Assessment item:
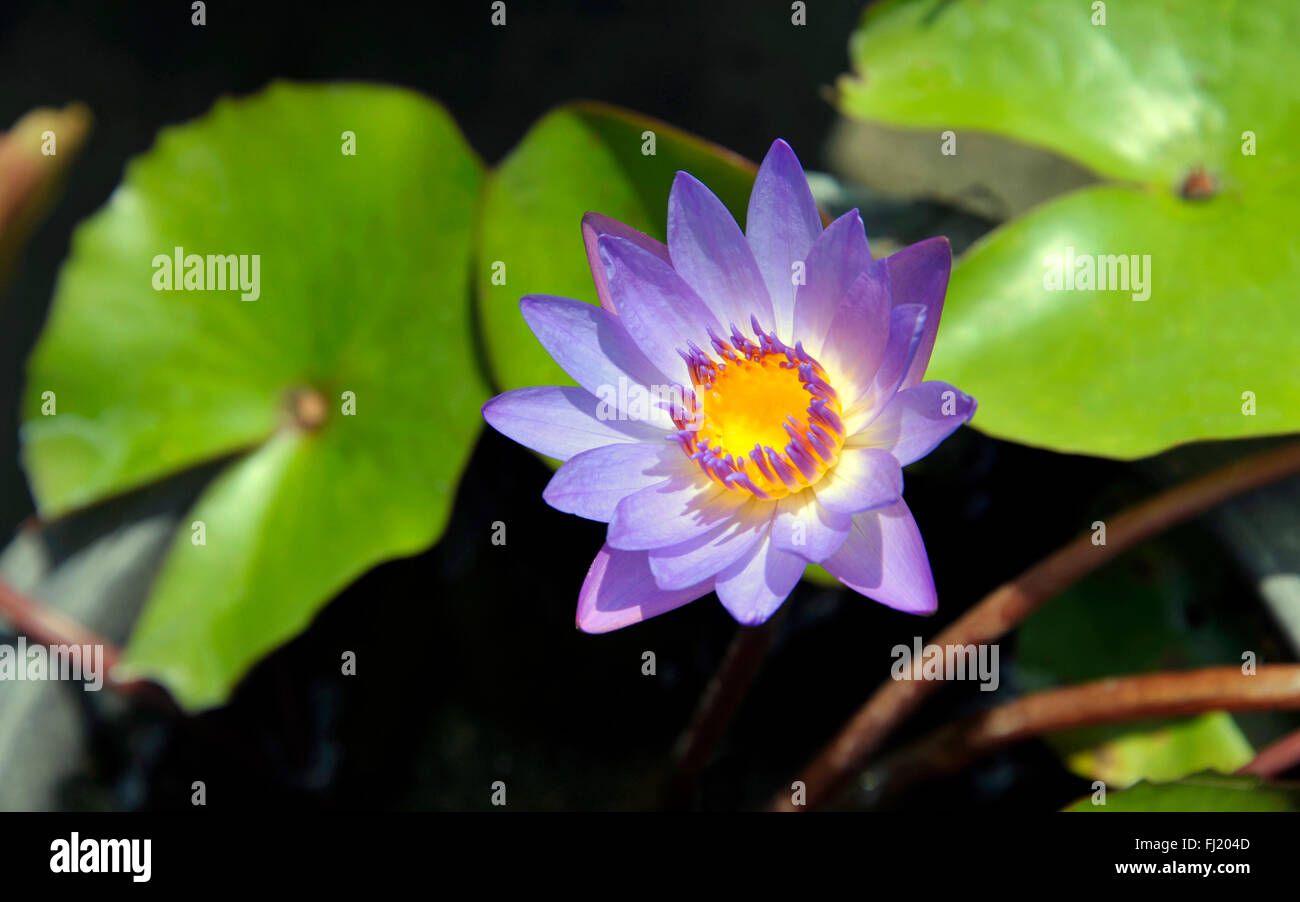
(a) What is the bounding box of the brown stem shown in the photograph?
[772,440,1300,812]
[665,612,783,807]
[856,666,1300,803]
[0,576,169,704]
[1239,725,1300,779]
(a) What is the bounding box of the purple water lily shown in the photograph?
[483,139,975,632]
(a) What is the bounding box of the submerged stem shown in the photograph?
[1239,724,1300,779]
[862,665,1300,803]
[0,575,168,703]
[772,440,1300,812]
[665,611,783,807]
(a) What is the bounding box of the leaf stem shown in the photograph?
[665,612,783,807]
[856,665,1300,803]
[0,575,169,704]
[771,439,1300,811]
[1238,724,1300,779]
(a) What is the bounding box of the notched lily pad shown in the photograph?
[22,81,487,709]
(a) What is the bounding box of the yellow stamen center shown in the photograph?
[673,325,845,500]
[698,357,813,455]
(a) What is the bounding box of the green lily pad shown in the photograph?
[1067,772,1300,812]
[1063,713,1254,790]
[476,101,756,393]
[22,82,486,709]
[838,0,1300,458]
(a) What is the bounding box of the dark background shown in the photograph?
[0,0,1273,811]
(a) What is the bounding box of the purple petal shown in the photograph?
[771,490,852,563]
[520,294,675,429]
[792,209,874,357]
[648,500,772,590]
[598,235,721,385]
[582,212,671,314]
[844,302,928,425]
[812,447,903,515]
[608,474,748,551]
[886,237,951,391]
[668,172,774,331]
[746,139,823,341]
[848,380,976,466]
[482,386,665,462]
[577,544,712,633]
[543,442,693,522]
[817,269,891,403]
[715,533,805,625]
[820,499,937,614]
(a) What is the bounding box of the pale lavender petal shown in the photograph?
[715,533,806,625]
[886,236,951,390]
[582,212,671,314]
[844,302,928,425]
[817,269,890,402]
[543,441,693,522]
[482,386,666,462]
[812,447,903,515]
[771,490,852,563]
[746,139,823,342]
[520,294,674,429]
[577,544,712,633]
[598,235,721,385]
[668,172,774,330]
[847,381,976,466]
[821,499,937,614]
[792,209,874,357]
[648,500,773,590]
[608,474,747,551]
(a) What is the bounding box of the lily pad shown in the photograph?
[476,101,756,393]
[838,0,1300,458]
[1063,713,1254,791]
[22,82,486,709]
[1067,772,1300,812]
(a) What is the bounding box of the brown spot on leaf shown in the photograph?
[1181,166,1217,200]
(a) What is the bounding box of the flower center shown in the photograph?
[671,318,845,500]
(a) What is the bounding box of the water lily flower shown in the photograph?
[483,139,975,632]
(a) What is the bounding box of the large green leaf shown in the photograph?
[838,0,1300,458]
[1067,773,1300,812]
[22,82,486,708]
[476,102,756,393]
[940,185,1298,458]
